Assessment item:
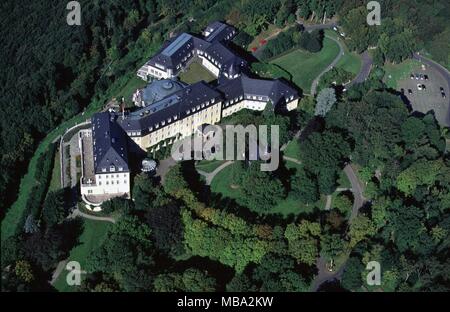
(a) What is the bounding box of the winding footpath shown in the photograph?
[311,164,366,291]
[310,35,345,95]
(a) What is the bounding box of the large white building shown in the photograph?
[80,21,300,200]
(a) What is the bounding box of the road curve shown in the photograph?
[310,35,344,95]
[348,51,373,87]
[413,53,450,126]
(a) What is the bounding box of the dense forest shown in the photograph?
[1,0,449,292]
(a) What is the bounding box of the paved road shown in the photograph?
[347,51,373,87]
[310,35,344,95]
[413,53,450,126]
[311,164,366,291]
[344,164,366,222]
[302,22,337,32]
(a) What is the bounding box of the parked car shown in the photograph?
[440,87,445,92]
[417,83,423,90]
[410,74,415,80]
[424,74,429,80]
[420,74,424,80]
[422,84,426,90]
[442,92,446,98]
[400,88,405,94]
[408,89,413,94]
[333,26,338,31]
[415,74,420,80]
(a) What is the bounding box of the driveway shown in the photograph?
[348,51,373,86]
[310,35,344,95]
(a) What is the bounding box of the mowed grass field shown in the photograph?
[270,37,340,93]
[324,30,362,75]
[54,219,112,292]
[210,161,325,218]
[283,139,301,159]
[195,159,227,173]
[383,59,422,89]
[179,61,216,84]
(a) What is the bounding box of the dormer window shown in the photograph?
[118,167,123,171]
[102,168,107,172]
[110,165,115,172]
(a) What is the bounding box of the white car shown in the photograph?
[333,26,338,31]
[417,84,423,91]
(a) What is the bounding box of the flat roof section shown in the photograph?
[162,33,192,57]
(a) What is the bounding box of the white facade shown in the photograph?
[80,172,130,196]
[137,63,174,80]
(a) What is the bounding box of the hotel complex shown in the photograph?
[79,21,300,201]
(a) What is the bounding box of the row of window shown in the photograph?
[100,166,124,173]
[98,174,127,179]
[98,180,127,186]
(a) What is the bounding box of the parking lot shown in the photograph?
[398,64,449,126]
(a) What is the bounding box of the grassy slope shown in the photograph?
[284,139,301,159]
[270,37,340,92]
[195,160,227,173]
[324,30,362,75]
[48,147,61,192]
[117,76,148,107]
[383,59,422,89]
[53,219,112,292]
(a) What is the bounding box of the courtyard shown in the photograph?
[178,59,217,84]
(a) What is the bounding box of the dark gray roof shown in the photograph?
[117,81,222,136]
[148,33,196,70]
[217,74,300,107]
[92,112,129,174]
[140,79,187,106]
[147,22,240,74]
[204,21,236,42]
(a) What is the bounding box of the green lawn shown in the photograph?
[383,59,422,89]
[284,139,301,159]
[337,170,351,189]
[270,37,340,93]
[195,160,226,173]
[179,61,216,84]
[116,75,147,107]
[210,162,325,218]
[324,30,362,75]
[48,148,61,192]
[53,219,112,292]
